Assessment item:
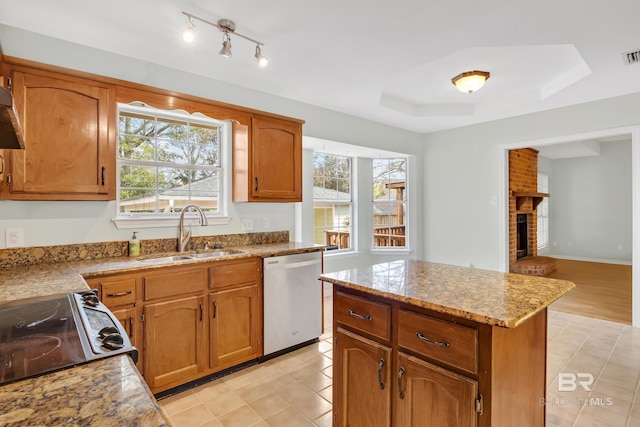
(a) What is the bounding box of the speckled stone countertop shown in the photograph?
[0,355,169,426]
[320,259,574,328]
[0,240,321,426]
[0,241,322,303]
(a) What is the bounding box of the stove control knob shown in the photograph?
[82,293,100,307]
[102,333,124,350]
[98,325,120,339]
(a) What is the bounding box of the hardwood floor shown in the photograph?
[547,258,632,324]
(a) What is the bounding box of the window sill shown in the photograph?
[370,248,413,256]
[112,216,232,229]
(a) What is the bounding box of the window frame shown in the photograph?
[312,152,355,253]
[113,103,231,229]
[371,157,409,251]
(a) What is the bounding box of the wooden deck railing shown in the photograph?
[325,225,406,248]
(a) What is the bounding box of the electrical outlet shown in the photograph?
[6,227,24,248]
[263,218,270,229]
[241,219,253,231]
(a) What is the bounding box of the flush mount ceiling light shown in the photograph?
[181,11,268,67]
[451,70,490,94]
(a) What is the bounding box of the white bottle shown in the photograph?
[129,231,140,257]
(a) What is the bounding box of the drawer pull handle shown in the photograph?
[377,357,385,390]
[128,316,134,338]
[348,310,372,321]
[398,367,405,399]
[106,290,132,297]
[416,332,450,348]
[212,299,217,319]
[200,302,204,321]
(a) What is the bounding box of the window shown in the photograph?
[313,153,353,251]
[537,173,549,250]
[373,158,408,249]
[117,103,226,217]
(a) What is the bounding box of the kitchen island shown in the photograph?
[320,259,575,427]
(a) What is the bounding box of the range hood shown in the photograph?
[0,86,25,149]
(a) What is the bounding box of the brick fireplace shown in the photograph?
[509,148,555,276]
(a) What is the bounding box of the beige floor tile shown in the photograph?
[216,404,262,427]
[199,419,224,427]
[574,403,629,427]
[298,371,332,392]
[321,366,332,378]
[170,403,216,427]
[249,392,290,419]
[160,392,200,415]
[193,380,232,403]
[265,407,315,427]
[317,385,332,404]
[313,410,333,427]
[290,392,332,420]
[235,381,273,404]
[204,391,247,418]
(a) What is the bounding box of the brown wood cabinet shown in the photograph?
[334,328,392,427]
[233,115,302,202]
[85,256,264,394]
[396,353,478,427]
[85,274,141,371]
[143,295,206,391]
[333,286,546,427]
[1,65,115,200]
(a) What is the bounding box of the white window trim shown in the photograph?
[313,152,355,253]
[371,157,410,250]
[112,104,232,229]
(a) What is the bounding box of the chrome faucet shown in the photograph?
[178,204,208,252]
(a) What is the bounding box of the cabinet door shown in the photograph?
[143,295,205,391]
[6,69,114,200]
[334,328,392,427]
[250,115,302,201]
[209,284,262,370]
[396,352,478,427]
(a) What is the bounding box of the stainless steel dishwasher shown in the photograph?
[263,251,323,357]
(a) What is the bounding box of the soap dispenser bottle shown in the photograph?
[129,232,140,257]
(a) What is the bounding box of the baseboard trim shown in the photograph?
[546,254,632,266]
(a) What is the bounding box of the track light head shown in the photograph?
[182,17,196,43]
[219,33,232,58]
[255,45,269,67]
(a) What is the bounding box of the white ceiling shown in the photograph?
[1,0,640,134]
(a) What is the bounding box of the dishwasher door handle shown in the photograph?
[265,259,320,270]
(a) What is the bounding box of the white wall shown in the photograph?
[423,93,640,271]
[0,24,423,266]
[546,140,632,263]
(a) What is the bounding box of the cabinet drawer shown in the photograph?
[143,268,207,301]
[398,310,478,374]
[209,259,260,290]
[335,292,391,342]
[100,278,136,307]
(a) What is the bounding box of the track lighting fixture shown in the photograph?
[181,11,268,67]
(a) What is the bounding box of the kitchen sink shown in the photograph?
[192,250,243,259]
[138,255,195,263]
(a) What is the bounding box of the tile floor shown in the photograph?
[158,297,640,427]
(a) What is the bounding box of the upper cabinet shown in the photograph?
[0,65,115,200]
[233,115,302,202]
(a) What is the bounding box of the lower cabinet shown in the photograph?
[86,256,265,394]
[143,295,206,391]
[209,284,261,370]
[396,353,478,427]
[334,328,392,427]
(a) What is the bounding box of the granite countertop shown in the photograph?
[320,259,575,328]
[0,356,169,427]
[0,241,322,303]
[0,240,320,426]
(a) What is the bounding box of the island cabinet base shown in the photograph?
[332,287,547,427]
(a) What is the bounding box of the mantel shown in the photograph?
[512,191,549,211]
